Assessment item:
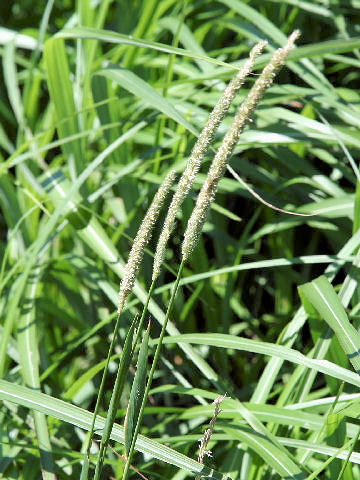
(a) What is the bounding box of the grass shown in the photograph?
[1,0,360,479]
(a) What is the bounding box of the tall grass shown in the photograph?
[1,1,360,479]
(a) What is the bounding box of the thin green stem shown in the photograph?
[133,279,156,347]
[93,280,156,478]
[122,260,185,480]
[336,426,360,480]
[93,315,138,479]
[85,310,122,460]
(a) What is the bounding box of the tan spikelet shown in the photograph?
[152,41,267,281]
[182,31,300,261]
[118,170,176,313]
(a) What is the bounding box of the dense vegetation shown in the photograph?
[1,1,360,479]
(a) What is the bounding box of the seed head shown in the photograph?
[195,394,226,480]
[182,31,300,260]
[118,170,176,313]
[152,41,267,281]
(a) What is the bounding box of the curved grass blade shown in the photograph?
[95,67,198,136]
[299,276,360,374]
[56,26,241,71]
[222,426,306,479]
[154,254,355,293]
[0,380,227,479]
[159,333,360,388]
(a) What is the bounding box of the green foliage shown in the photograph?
[1,1,360,479]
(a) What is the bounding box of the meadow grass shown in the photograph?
[1,1,360,479]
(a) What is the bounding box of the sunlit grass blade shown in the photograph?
[159,333,360,388]
[43,38,83,177]
[223,426,306,479]
[95,67,197,135]
[0,379,228,480]
[299,276,360,374]
[56,26,243,70]
[17,262,56,480]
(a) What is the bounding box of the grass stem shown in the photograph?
[122,260,185,480]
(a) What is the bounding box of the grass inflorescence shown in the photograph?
[1,3,360,480]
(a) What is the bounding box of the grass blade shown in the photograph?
[0,379,228,480]
[299,276,360,374]
[18,262,56,480]
[56,26,242,70]
[43,38,83,177]
[160,333,360,388]
[124,322,150,457]
[95,67,198,136]
[93,315,139,479]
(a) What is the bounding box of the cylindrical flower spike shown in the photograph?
[118,170,176,313]
[182,31,300,261]
[152,40,267,281]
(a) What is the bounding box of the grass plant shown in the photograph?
[1,1,360,480]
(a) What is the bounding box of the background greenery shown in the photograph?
[1,0,360,479]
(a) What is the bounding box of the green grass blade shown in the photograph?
[299,276,360,373]
[56,26,242,71]
[0,380,228,480]
[304,438,355,480]
[79,457,89,480]
[124,323,150,457]
[93,315,138,478]
[155,254,355,293]
[223,426,306,479]
[159,333,360,388]
[95,67,198,135]
[3,40,25,128]
[43,38,83,176]
[18,263,56,480]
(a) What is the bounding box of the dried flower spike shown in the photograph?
[152,40,267,281]
[182,31,300,261]
[195,395,226,480]
[118,170,176,313]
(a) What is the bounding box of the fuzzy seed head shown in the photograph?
[182,32,299,261]
[117,170,176,313]
[152,40,267,281]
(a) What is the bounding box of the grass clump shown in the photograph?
[0,2,360,480]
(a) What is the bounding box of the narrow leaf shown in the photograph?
[0,380,227,479]
[223,426,306,479]
[94,315,139,479]
[299,276,360,374]
[124,322,150,457]
[159,333,360,388]
[95,67,198,136]
[43,38,83,175]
